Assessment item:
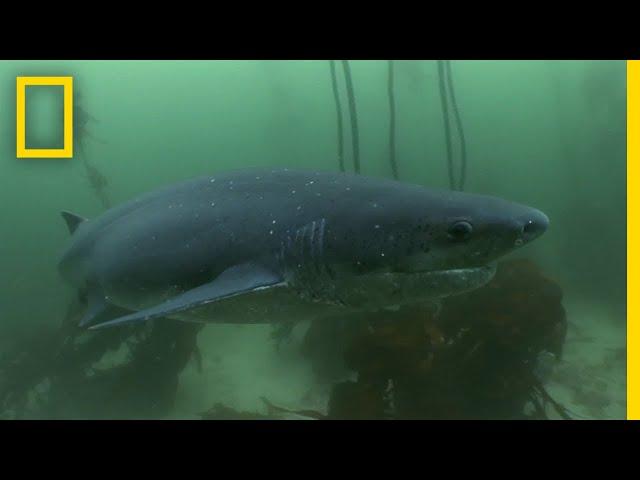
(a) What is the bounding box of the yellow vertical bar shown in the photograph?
[629,60,639,420]
[64,77,73,158]
[16,77,26,157]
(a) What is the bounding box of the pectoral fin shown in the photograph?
[79,288,134,327]
[89,262,285,330]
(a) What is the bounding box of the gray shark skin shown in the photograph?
[57,168,549,330]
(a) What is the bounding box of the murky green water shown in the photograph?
[0,60,626,420]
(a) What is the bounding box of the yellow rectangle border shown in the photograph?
[16,76,73,158]
[629,60,639,420]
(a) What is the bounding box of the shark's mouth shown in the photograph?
[395,263,497,298]
[331,264,497,310]
[417,263,497,277]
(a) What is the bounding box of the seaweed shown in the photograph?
[328,61,360,174]
[73,93,112,209]
[200,403,275,420]
[437,60,468,191]
[328,61,345,173]
[0,305,204,419]
[444,60,467,190]
[341,61,360,174]
[387,60,399,180]
[301,259,569,420]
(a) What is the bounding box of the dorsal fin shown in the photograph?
[61,211,87,234]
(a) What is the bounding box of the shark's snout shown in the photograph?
[515,209,549,246]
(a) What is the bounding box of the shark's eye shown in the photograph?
[448,221,473,242]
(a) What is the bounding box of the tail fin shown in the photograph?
[61,211,87,235]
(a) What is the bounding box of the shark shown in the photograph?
[57,168,549,330]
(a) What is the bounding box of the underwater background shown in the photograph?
[0,60,626,419]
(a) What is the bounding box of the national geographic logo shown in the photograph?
[16,76,73,158]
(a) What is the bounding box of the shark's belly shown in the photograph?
[114,284,346,325]
[107,264,496,326]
